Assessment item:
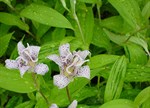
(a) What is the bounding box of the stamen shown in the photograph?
[66,57,79,74]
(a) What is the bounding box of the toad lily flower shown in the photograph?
[50,100,77,108]
[5,41,49,77]
[47,43,90,89]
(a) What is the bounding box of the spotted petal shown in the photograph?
[28,45,40,62]
[34,63,49,75]
[59,43,71,62]
[5,59,18,69]
[19,66,30,77]
[75,50,90,60]
[76,66,90,79]
[17,41,25,55]
[68,100,78,108]
[53,74,71,89]
[47,54,62,67]
[49,104,58,108]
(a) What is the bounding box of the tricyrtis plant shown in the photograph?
[5,41,49,77]
[47,43,90,89]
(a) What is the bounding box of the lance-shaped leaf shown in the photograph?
[0,32,13,57]
[100,99,138,108]
[0,12,29,31]
[20,3,73,29]
[0,0,14,9]
[134,86,150,107]
[108,0,144,30]
[142,1,150,20]
[104,56,127,102]
[104,29,150,56]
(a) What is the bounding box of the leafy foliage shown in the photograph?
[0,0,150,108]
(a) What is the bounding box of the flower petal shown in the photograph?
[5,59,18,69]
[47,54,62,67]
[76,66,90,79]
[68,100,78,108]
[49,104,59,108]
[28,45,40,62]
[17,41,25,55]
[75,50,90,60]
[59,43,71,62]
[19,66,30,77]
[34,63,49,75]
[53,74,71,89]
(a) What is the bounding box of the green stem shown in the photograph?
[66,86,71,103]
[97,76,100,89]
[32,73,50,105]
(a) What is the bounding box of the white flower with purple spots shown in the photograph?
[47,43,90,89]
[5,41,49,77]
[49,100,77,108]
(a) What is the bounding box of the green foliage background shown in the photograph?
[0,0,150,108]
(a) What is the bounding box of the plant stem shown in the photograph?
[97,76,100,89]
[66,86,71,103]
[32,73,50,105]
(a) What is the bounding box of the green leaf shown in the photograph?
[124,43,147,65]
[100,64,150,82]
[142,1,150,20]
[134,86,150,107]
[0,0,14,9]
[36,24,50,39]
[51,28,66,41]
[0,24,11,37]
[70,2,94,48]
[89,54,119,69]
[100,16,133,34]
[129,36,150,56]
[0,12,29,31]
[103,29,128,45]
[92,19,111,52]
[35,93,48,108]
[141,97,150,108]
[0,65,36,93]
[49,68,102,107]
[15,101,35,108]
[20,3,73,29]
[0,32,13,57]
[108,0,144,30]
[100,99,138,108]
[60,0,69,11]
[104,56,127,102]
[78,0,97,3]
[104,29,150,56]
[83,7,94,46]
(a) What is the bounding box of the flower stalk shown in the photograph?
[32,73,50,106]
[66,86,71,103]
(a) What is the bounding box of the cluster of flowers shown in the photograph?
[5,42,90,108]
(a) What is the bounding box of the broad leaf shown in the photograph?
[108,0,144,31]
[0,65,36,93]
[89,54,119,69]
[92,19,111,52]
[20,3,73,29]
[124,44,147,65]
